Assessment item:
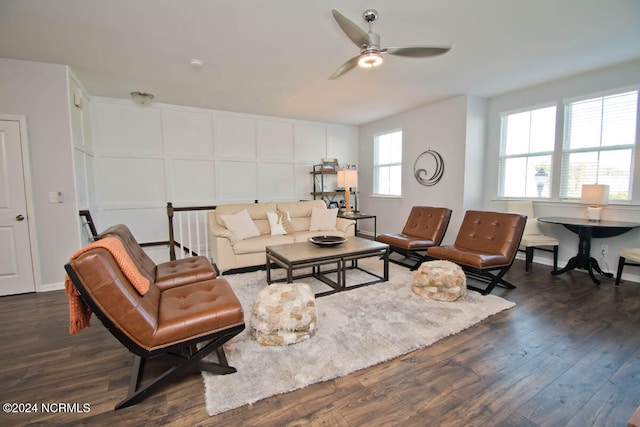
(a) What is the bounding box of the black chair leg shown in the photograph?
[483,268,512,295]
[386,248,428,270]
[465,267,513,295]
[552,245,558,271]
[409,258,424,271]
[615,256,626,286]
[115,329,241,410]
[525,247,534,272]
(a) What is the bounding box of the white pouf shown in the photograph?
[413,260,467,301]
[249,282,317,346]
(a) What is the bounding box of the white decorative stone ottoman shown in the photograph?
[412,260,467,301]
[249,282,317,346]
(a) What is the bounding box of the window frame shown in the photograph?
[372,129,403,198]
[559,88,638,201]
[497,86,640,204]
[497,102,557,199]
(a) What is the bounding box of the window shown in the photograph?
[498,105,556,198]
[560,91,638,201]
[373,130,402,196]
[498,88,639,202]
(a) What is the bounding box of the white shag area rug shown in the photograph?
[202,259,515,416]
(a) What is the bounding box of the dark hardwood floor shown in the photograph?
[1,260,639,426]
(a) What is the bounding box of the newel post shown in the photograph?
[167,202,176,261]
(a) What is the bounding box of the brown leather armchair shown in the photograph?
[64,225,245,410]
[426,210,527,295]
[376,206,452,270]
[99,224,219,289]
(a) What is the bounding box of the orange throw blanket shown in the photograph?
[65,237,151,335]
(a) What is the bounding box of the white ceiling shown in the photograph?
[1,0,639,125]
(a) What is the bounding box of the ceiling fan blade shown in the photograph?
[332,9,368,47]
[328,55,360,80]
[383,47,451,58]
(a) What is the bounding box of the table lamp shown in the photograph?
[581,184,609,222]
[337,169,358,214]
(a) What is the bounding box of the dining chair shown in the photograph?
[615,248,640,285]
[507,201,558,272]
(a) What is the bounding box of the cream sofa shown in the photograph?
[208,200,355,273]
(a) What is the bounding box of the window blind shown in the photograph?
[560,91,637,200]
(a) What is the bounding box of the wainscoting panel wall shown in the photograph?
[88,97,358,247]
[73,149,88,207]
[257,120,294,161]
[97,157,167,205]
[168,159,216,204]
[69,71,95,247]
[216,160,258,202]
[99,207,167,244]
[327,126,359,167]
[162,108,213,157]
[215,114,257,159]
[259,162,296,201]
[294,123,326,162]
[93,103,163,156]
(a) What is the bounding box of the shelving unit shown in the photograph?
[310,164,355,208]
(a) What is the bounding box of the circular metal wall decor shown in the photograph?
[413,149,444,186]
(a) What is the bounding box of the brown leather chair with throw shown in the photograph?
[427,210,527,295]
[99,224,219,289]
[64,225,245,410]
[376,206,452,270]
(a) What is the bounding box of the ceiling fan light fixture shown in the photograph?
[329,9,451,80]
[130,91,154,105]
[358,51,383,68]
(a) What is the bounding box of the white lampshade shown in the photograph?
[581,184,609,206]
[337,170,358,188]
[581,184,609,222]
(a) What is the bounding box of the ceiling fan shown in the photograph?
[329,8,451,80]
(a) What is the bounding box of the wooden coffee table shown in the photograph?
[266,236,389,297]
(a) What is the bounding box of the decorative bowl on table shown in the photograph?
[308,235,347,247]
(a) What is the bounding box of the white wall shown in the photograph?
[463,96,488,212]
[89,98,359,244]
[360,62,640,283]
[485,60,640,280]
[0,58,81,289]
[2,55,637,290]
[358,95,485,244]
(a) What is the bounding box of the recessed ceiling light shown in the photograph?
[190,59,204,68]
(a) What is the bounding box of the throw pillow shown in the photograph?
[220,209,261,242]
[277,209,295,234]
[267,211,287,235]
[309,207,338,231]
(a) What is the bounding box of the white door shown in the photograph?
[0,119,35,295]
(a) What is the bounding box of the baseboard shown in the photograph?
[38,281,65,292]
[356,230,375,239]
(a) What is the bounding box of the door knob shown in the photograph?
[16,214,25,221]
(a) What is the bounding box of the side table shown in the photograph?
[337,211,377,238]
